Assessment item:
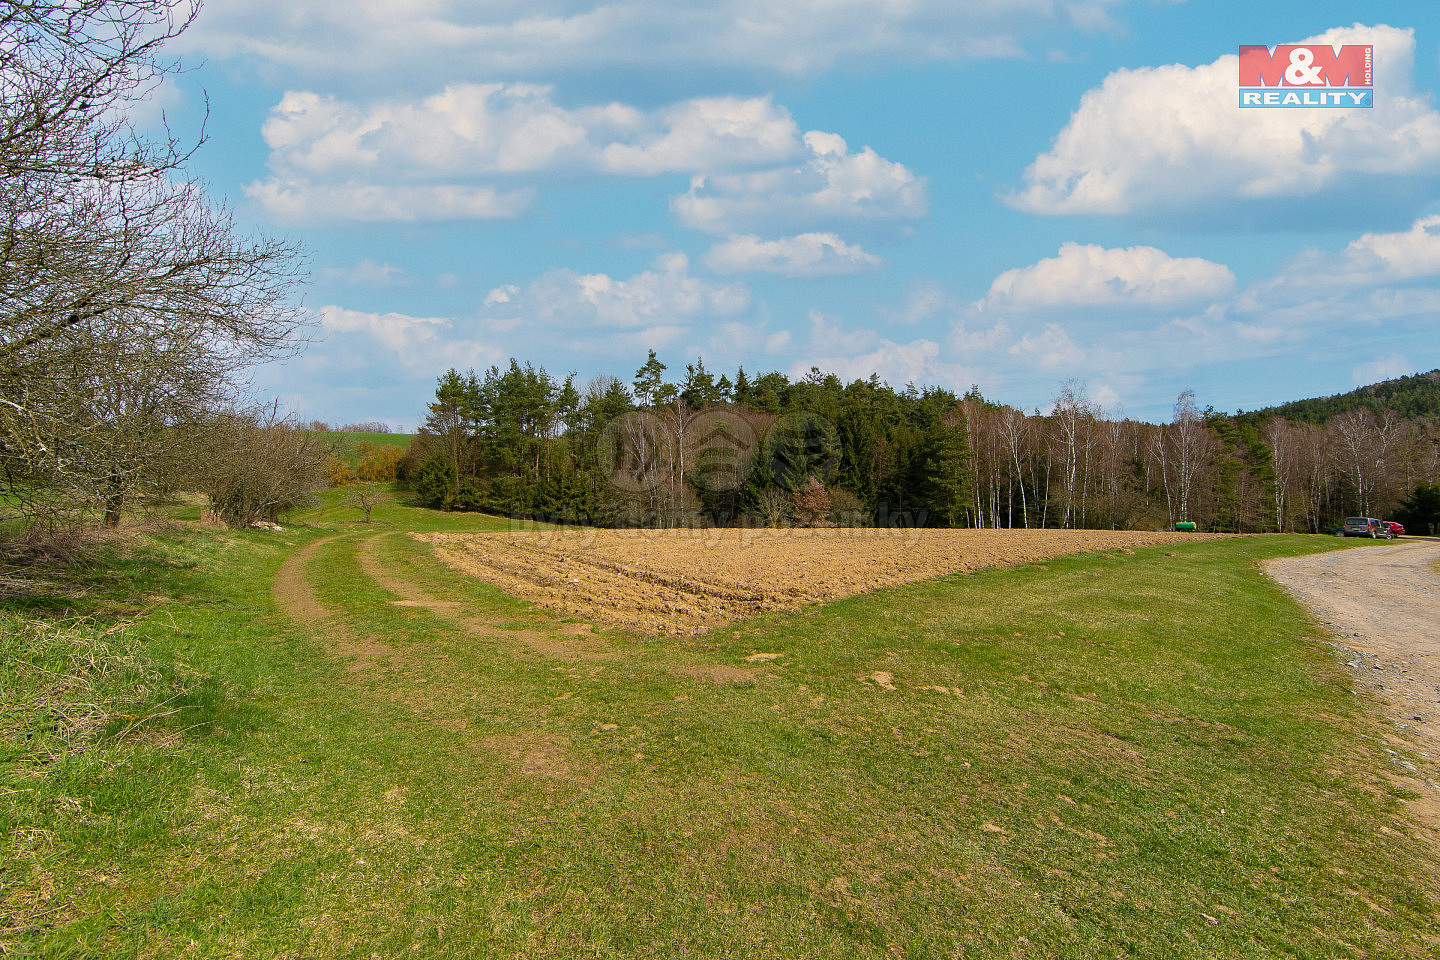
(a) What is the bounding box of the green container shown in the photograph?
[1175,521,1197,532]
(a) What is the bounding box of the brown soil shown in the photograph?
[416,527,1224,635]
[1263,539,1440,845]
[271,536,334,624]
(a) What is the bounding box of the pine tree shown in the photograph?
[732,367,753,406]
[765,411,841,491]
[915,418,972,527]
[633,350,671,408]
[424,369,476,497]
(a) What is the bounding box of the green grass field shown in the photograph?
[2,493,1436,958]
[313,430,414,467]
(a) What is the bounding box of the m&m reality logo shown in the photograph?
[1238,44,1372,108]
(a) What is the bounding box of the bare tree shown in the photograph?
[351,488,387,523]
[199,406,328,527]
[1,1,308,528]
[1298,423,1334,533]
[1166,390,1216,524]
[1329,409,1383,517]
[756,488,791,528]
[603,410,674,524]
[994,405,1031,528]
[1145,421,1173,526]
[1261,417,1303,531]
[1049,380,1092,528]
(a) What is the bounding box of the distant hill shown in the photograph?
[1244,369,1440,424]
[309,430,413,467]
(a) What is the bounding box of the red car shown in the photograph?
[1386,521,1405,536]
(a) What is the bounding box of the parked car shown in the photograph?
[1341,517,1394,538]
[1386,520,1406,536]
[1341,517,1372,537]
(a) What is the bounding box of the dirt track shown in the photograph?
[1264,540,1440,745]
[417,528,1225,635]
[1264,540,1440,833]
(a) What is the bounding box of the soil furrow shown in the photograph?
[418,528,1229,636]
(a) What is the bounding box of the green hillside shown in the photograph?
[311,430,413,467]
[1245,369,1440,424]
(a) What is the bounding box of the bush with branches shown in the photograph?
[791,476,834,527]
[199,409,328,527]
[0,1,307,534]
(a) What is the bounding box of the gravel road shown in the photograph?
[1264,539,1440,822]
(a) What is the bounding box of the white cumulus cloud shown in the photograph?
[1232,215,1440,332]
[673,131,927,233]
[703,233,880,276]
[979,242,1235,311]
[1262,214,1440,293]
[598,97,803,175]
[257,86,801,180]
[244,86,929,227]
[1009,24,1440,215]
[482,252,750,331]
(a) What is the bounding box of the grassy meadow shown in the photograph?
[2,489,1436,957]
[314,430,414,467]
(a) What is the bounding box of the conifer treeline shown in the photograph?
[402,355,1440,532]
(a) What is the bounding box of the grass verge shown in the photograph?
[1,519,1435,958]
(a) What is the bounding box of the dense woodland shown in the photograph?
[403,358,1440,534]
[1248,369,1440,425]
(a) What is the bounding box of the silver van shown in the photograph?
[1342,516,1392,538]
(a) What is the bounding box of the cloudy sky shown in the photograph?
[160,1,1440,427]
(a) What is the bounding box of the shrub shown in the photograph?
[828,488,869,527]
[200,410,328,527]
[356,444,403,483]
[327,456,356,487]
[791,476,834,527]
[756,488,792,528]
[413,454,456,507]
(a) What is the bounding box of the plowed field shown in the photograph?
[417,528,1225,634]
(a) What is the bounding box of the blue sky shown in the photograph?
[158,1,1440,427]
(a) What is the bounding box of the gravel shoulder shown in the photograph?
[1263,539,1440,836]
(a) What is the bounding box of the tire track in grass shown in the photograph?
[271,535,480,738]
[272,534,397,670]
[350,533,613,783]
[355,533,619,662]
